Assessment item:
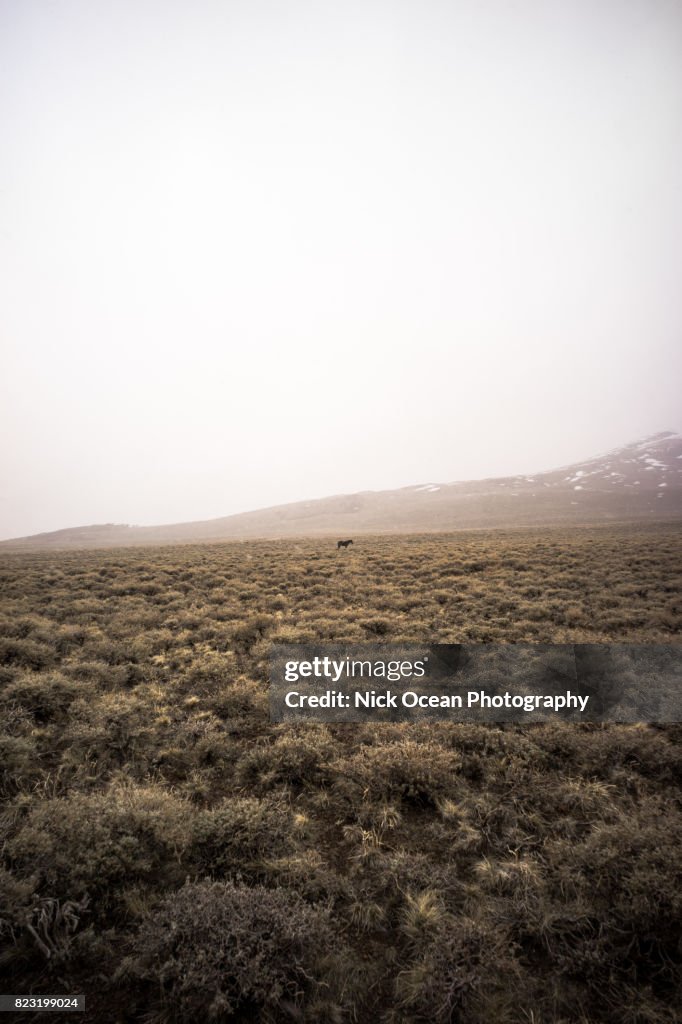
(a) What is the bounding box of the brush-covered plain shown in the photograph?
[0,521,681,1023]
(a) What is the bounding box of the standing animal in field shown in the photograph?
[337,539,353,550]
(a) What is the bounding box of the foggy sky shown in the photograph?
[1,0,681,539]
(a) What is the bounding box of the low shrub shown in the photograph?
[191,797,295,874]
[333,740,461,807]
[1,671,84,722]
[395,911,514,1023]
[121,879,342,1022]
[7,786,193,909]
[236,728,337,792]
[0,638,54,671]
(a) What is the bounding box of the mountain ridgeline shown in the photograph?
[4,432,681,549]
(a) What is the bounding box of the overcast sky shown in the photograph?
[1,0,681,539]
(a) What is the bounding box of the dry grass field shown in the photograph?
[1,520,681,1022]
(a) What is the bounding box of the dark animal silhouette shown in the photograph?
[337,539,353,549]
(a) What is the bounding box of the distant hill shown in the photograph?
[3,431,681,550]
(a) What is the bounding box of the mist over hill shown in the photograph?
[3,432,681,550]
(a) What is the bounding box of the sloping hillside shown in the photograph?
[3,432,681,549]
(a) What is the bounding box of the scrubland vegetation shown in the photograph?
[0,521,680,1022]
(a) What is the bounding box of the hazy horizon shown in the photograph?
[2,1,682,540]
[3,427,681,540]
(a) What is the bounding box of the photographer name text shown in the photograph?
[283,689,590,713]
